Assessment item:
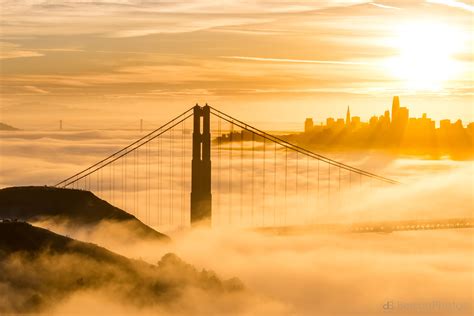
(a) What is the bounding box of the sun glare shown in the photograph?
[387,22,465,91]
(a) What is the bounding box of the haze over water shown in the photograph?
[1,127,473,315]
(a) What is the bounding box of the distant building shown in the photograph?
[369,116,378,126]
[392,96,400,123]
[440,119,451,130]
[398,107,409,128]
[346,106,351,126]
[390,97,409,135]
[327,118,335,127]
[453,119,463,129]
[468,122,474,131]
[304,118,314,133]
[352,116,361,128]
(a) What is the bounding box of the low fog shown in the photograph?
[0,248,248,316]
[1,129,473,315]
[2,227,471,315]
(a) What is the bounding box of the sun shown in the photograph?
[387,21,464,91]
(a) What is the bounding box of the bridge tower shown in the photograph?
[190,104,212,226]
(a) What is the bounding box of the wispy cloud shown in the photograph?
[0,42,43,60]
[427,0,474,12]
[369,2,400,10]
[0,0,472,124]
[221,56,371,66]
[36,48,84,52]
[142,89,214,97]
[23,86,50,95]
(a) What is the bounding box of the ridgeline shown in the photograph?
[0,186,169,241]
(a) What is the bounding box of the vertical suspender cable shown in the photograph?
[240,129,244,225]
[317,158,320,223]
[159,137,162,224]
[229,123,233,225]
[284,147,288,225]
[295,151,298,197]
[110,163,113,204]
[273,142,277,226]
[251,132,255,225]
[147,141,151,225]
[124,150,127,214]
[306,155,309,221]
[262,136,265,226]
[328,163,330,213]
[181,120,185,228]
[112,161,115,208]
[145,142,148,224]
[169,129,173,225]
[124,155,127,211]
[135,149,138,216]
[217,118,221,225]
[338,166,341,211]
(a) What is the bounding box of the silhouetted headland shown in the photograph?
[0,186,169,241]
[0,122,19,131]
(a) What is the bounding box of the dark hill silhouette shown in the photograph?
[0,122,19,131]
[0,222,243,313]
[0,221,132,265]
[0,186,169,241]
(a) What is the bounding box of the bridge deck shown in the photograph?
[254,218,474,234]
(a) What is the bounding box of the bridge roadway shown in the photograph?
[254,217,474,235]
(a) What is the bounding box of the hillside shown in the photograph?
[0,186,168,241]
[0,221,132,265]
[0,222,243,314]
[0,122,19,131]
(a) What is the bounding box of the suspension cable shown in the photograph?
[209,107,399,184]
[59,112,193,188]
[55,107,194,187]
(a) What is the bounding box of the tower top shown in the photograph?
[392,96,400,123]
[392,96,400,107]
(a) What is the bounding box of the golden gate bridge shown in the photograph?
[55,105,473,232]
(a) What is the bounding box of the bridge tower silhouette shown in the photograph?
[191,105,212,226]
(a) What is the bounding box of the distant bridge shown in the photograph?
[255,218,474,235]
[55,105,473,232]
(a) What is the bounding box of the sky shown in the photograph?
[0,0,473,129]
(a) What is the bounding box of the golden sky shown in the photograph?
[0,0,473,128]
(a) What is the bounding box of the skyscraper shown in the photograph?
[392,96,400,123]
[346,106,351,126]
[304,118,314,133]
[399,107,409,127]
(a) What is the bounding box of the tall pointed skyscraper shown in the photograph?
[346,106,351,126]
[392,96,400,123]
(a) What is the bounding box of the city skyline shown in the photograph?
[305,96,474,131]
[297,96,473,159]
